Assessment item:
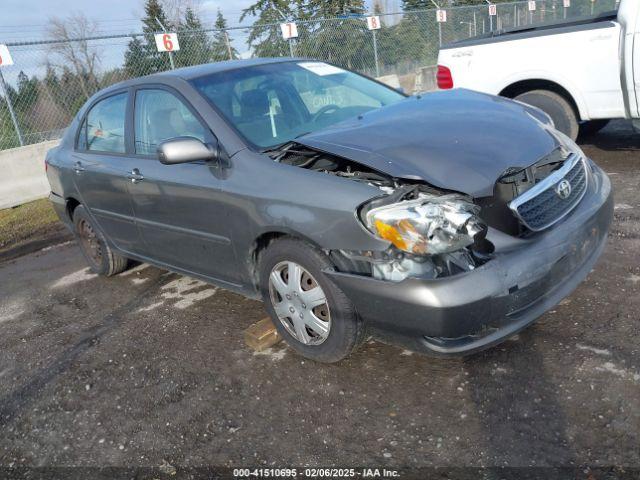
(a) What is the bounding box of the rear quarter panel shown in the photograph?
[438,23,624,120]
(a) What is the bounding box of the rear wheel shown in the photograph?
[73,205,128,276]
[258,238,365,363]
[514,89,579,141]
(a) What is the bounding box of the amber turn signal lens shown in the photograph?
[374,220,408,251]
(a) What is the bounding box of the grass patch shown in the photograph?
[0,198,62,250]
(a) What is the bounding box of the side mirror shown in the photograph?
[158,137,218,165]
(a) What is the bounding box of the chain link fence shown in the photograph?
[0,0,619,151]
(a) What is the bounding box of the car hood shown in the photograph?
[296,89,562,198]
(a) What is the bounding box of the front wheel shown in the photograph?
[258,238,365,363]
[514,89,579,141]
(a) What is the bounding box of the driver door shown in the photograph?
[127,86,239,285]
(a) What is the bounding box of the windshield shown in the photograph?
[190,61,405,150]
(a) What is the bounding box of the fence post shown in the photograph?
[223,29,233,59]
[288,39,294,57]
[372,29,380,77]
[0,69,24,147]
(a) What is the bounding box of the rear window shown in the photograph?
[78,93,128,153]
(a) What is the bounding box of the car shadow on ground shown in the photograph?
[462,330,577,467]
[579,120,640,152]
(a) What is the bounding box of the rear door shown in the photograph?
[71,90,143,253]
[127,85,239,284]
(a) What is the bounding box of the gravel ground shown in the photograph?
[0,121,638,476]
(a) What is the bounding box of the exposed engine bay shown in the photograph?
[269,142,494,282]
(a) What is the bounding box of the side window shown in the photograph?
[83,93,127,153]
[134,89,208,155]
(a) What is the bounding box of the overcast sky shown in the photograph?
[0,0,258,42]
[0,0,389,85]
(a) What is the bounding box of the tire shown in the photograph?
[258,238,365,363]
[72,205,129,277]
[579,119,610,138]
[514,89,579,141]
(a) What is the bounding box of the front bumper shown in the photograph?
[327,164,613,356]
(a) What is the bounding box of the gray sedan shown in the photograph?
[46,58,613,362]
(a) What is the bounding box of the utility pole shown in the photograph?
[155,17,175,70]
[0,69,24,146]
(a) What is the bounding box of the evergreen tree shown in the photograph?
[401,0,430,10]
[211,9,238,61]
[176,7,212,67]
[124,36,152,78]
[123,0,173,76]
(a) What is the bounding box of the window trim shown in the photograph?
[131,83,216,160]
[74,89,131,157]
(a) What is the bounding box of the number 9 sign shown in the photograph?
[154,33,180,52]
[0,45,14,67]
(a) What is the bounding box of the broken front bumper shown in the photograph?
[326,164,613,356]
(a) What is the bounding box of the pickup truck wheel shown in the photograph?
[580,119,610,137]
[259,238,365,363]
[514,90,579,141]
[73,205,129,277]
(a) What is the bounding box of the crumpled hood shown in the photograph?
[296,89,562,197]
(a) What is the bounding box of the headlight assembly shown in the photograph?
[362,193,486,255]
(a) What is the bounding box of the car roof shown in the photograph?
[98,57,304,96]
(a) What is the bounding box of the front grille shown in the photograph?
[509,154,588,231]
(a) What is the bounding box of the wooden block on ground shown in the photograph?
[244,317,282,352]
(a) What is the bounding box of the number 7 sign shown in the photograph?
[280,22,299,40]
[154,33,180,52]
[0,44,14,66]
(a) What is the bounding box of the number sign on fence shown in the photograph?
[0,45,14,66]
[154,33,180,52]
[366,16,381,30]
[280,23,299,40]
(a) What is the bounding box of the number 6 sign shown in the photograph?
[154,33,180,52]
[0,44,14,66]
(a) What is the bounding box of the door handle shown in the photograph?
[127,168,144,184]
[73,161,85,174]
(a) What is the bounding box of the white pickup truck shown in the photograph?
[437,0,639,140]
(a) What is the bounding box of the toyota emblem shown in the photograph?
[555,179,572,200]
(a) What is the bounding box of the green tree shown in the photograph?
[242,0,367,60]
[211,9,238,61]
[175,7,212,67]
[124,36,152,78]
[123,0,173,76]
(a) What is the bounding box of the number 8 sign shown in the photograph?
[154,33,180,52]
[366,16,381,30]
[0,45,14,67]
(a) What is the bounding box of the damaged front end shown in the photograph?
[269,143,492,282]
